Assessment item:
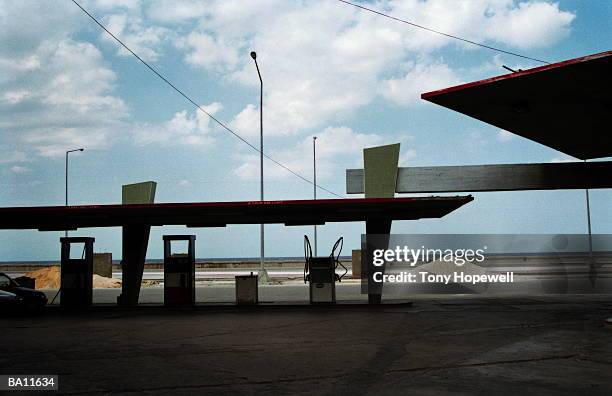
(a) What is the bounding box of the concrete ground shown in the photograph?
[2,296,612,395]
[40,282,363,305]
[38,278,612,305]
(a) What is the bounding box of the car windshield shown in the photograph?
[0,274,19,287]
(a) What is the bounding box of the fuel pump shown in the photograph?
[304,235,347,304]
[163,235,196,306]
[60,237,94,309]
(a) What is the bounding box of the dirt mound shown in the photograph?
[24,266,122,289]
[93,274,122,288]
[25,266,61,289]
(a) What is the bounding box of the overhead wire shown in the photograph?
[70,0,344,198]
[335,0,550,65]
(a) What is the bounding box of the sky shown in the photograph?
[0,0,611,261]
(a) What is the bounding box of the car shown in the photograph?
[0,272,47,311]
[0,289,26,313]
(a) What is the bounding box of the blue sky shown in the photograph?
[1,0,610,261]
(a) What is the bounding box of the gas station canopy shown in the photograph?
[0,196,473,231]
[421,51,612,160]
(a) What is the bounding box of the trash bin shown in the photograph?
[235,272,258,305]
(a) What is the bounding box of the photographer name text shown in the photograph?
[372,271,514,284]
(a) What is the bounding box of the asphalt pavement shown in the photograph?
[2,296,612,395]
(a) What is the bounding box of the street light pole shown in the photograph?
[251,51,269,283]
[313,136,317,256]
[65,148,84,237]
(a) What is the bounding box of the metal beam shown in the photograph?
[347,161,612,194]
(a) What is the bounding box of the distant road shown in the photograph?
[4,268,353,281]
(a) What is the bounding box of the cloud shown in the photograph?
[178,32,242,71]
[132,103,222,147]
[100,13,169,61]
[399,149,417,166]
[485,1,575,49]
[0,149,28,164]
[94,0,140,11]
[550,156,575,163]
[9,165,29,174]
[166,0,574,138]
[0,39,128,157]
[0,0,577,162]
[146,0,209,23]
[497,129,514,142]
[384,0,575,51]
[232,126,384,181]
[0,0,80,58]
[466,130,489,151]
[382,60,462,106]
[2,90,31,105]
